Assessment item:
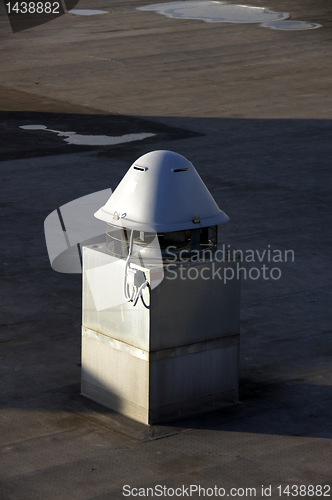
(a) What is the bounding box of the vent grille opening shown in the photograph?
[174,168,188,172]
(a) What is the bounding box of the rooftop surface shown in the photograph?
[0,0,331,499]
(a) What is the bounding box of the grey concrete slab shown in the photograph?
[1,0,332,118]
[0,0,332,498]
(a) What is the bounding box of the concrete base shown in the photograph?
[81,327,239,424]
[81,243,241,424]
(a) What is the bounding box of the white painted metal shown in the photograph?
[94,150,229,232]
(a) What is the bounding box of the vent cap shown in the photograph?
[94,150,229,231]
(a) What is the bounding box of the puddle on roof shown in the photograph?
[138,1,321,30]
[19,125,155,146]
[261,20,321,31]
[67,9,109,16]
[138,1,288,24]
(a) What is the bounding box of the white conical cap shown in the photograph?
[94,150,229,231]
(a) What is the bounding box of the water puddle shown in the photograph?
[138,1,321,30]
[138,1,288,24]
[19,125,155,146]
[261,20,321,31]
[67,9,109,16]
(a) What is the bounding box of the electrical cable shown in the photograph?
[123,230,135,302]
[123,229,148,305]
